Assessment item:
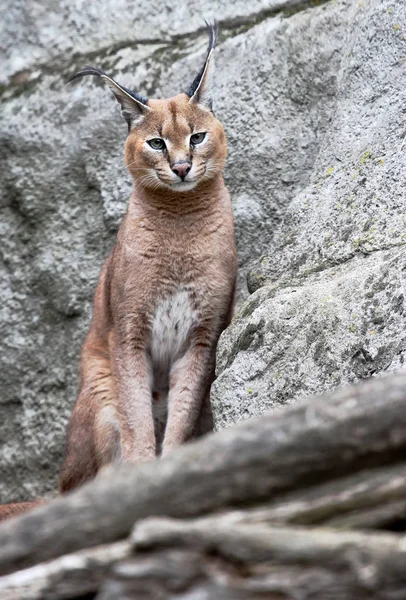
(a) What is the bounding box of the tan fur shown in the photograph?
[59,91,237,492]
[0,500,45,522]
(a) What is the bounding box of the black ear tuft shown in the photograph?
[68,65,106,84]
[68,65,150,131]
[68,66,149,107]
[186,21,218,100]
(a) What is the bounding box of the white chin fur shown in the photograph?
[165,180,198,192]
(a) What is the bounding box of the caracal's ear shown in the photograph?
[68,66,151,130]
[186,21,218,110]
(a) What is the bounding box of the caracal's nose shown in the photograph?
[171,161,192,180]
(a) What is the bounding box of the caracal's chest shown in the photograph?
[149,288,198,390]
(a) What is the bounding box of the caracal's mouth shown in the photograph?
[157,178,199,192]
[169,180,198,191]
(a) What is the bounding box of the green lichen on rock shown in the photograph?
[359,149,372,165]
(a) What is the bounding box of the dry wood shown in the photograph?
[125,516,406,600]
[94,516,406,599]
[228,462,406,529]
[0,371,406,575]
[0,541,130,600]
[4,516,406,600]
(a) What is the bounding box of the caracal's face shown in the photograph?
[70,24,223,193]
[125,94,227,193]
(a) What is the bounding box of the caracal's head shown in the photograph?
[70,22,226,194]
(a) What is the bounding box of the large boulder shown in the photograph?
[212,0,406,429]
[0,0,351,500]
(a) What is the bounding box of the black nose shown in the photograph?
[171,161,192,180]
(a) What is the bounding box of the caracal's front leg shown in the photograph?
[113,348,156,462]
[162,339,215,455]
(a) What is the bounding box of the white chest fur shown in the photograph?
[150,289,197,390]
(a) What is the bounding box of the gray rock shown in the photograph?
[213,249,406,429]
[1,0,318,85]
[0,0,351,501]
[212,0,406,429]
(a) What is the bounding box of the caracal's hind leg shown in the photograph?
[59,390,98,494]
[59,353,120,493]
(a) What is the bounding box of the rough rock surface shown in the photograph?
[212,0,406,429]
[0,0,351,500]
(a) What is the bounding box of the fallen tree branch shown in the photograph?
[0,542,130,600]
[229,462,406,529]
[0,371,406,574]
[3,517,406,600]
[115,516,406,600]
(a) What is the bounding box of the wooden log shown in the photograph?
[0,541,130,600]
[95,516,406,600]
[0,371,406,574]
[227,462,406,529]
[4,518,405,600]
[98,548,255,600]
[327,498,406,530]
[125,516,406,599]
[3,513,406,599]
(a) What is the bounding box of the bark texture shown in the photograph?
[0,372,405,598]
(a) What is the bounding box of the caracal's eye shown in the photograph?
[147,138,166,150]
[190,132,206,146]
